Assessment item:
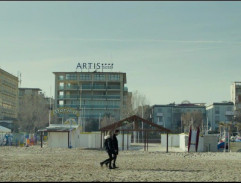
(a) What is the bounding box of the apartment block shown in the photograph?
[0,68,19,120]
[206,102,234,132]
[53,71,129,129]
[152,101,206,133]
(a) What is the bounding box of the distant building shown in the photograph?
[231,82,241,117]
[0,68,19,121]
[152,101,206,133]
[53,71,130,131]
[206,102,234,132]
[19,88,42,99]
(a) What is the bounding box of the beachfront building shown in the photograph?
[53,71,130,131]
[152,101,206,133]
[0,68,19,130]
[231,82,241,117]
[206,102,234,132]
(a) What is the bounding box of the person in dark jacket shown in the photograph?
[112,129,120,168]
[100,131,115,169]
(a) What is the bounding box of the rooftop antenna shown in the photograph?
[110,52,113,72]
[17,71,22,87]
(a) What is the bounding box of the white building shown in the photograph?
[206,102,234,132]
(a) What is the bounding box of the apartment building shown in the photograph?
[206,102,234,132]
[0,68,18,121]
[152,101,206,133]
[53,71,129,130]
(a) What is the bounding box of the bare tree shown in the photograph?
[100,113,116,128]
[121,90,150,119]
[18,94,49,133]
[181,111,203,133]
[121,92,135,118]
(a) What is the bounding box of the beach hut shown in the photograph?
[38,124,82,148]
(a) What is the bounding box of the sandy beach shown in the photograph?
[0,145,241,182]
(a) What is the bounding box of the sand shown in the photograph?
[0,145,241,182]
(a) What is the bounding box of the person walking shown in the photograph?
[112,129,119,168]
[100,131,115,169]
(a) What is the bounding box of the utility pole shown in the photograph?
[142,105,144,143]
[99,113,101,130]
[49,86,51,126]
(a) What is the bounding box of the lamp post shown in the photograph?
[99,113,101,130]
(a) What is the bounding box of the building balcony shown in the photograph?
[226,111,234,116]
[65,86,79,90]
[80,105,120,109]
[57,104,79,108]
[92,86,106,90]
[58,95,80,99]
[82,85,92,90]
[156,113,163,117]
[107,86,120,90]
[80,95,121,100]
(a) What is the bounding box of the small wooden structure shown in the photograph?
[99,115,171,152]
[38,124,81,148]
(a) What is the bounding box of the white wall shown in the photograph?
[48,132,69,148]
[161,133,218,152]
[48,130,131,149]
[161,134,180,148]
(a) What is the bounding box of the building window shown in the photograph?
[94,74,105,81]
[59,82,64,90]
[158,108,162,113]
[227,107,232,111]
[80,74,91,80]
[109,74,120,81]
[58,75,64,80]
[66,74,77,80]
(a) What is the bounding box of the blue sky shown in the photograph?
[1,1,241,105]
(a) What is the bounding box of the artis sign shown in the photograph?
[76,63,114,71]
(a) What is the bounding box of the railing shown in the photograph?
[82,85,92,89]
[58,95,79,99]
[81,85,121,90]
[58,95,120,100]
[80,105,120,109]
[83,95,120,100]
[107,86,120,89]
[65,86,79,89]
[57,104,79,108]
[92,86,106,89]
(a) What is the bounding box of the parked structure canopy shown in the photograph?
[99,115,171,152]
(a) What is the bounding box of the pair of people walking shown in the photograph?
[100,129,119,169]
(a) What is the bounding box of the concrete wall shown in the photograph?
[161,134,180,148]
[203,134,219,152]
